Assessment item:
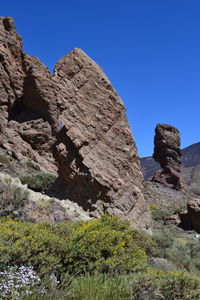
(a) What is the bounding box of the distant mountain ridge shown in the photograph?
[181,142,200,167]
[141,142,200,196]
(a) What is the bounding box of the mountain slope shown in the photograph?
[141,142,200,195]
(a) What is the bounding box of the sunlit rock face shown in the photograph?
[0,17,151,229]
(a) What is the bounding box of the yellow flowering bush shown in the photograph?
[0,219,69,276]
[65,215,149,274]
[0,217,199,299]
[0,215,151,277]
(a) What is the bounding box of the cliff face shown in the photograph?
[0,17,151,228]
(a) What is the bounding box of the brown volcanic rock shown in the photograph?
[187,199,200,233]
[152,124,184,190]
[0,18,24,122]
[141,142,200,196]
[0,17,151,228]
[170,198,200,233]
[0,17,57,173]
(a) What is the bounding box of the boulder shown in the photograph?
[164,214,181,226]
[187,198,200,233]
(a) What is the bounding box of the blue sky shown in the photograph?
[2,1,200,157]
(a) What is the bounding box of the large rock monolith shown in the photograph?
[0,17,151,228]
[152,124,184,190]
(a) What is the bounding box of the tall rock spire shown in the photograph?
[152,123,184,190]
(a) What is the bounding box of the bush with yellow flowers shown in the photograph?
[0,215,152,278]
[65,214,153,274]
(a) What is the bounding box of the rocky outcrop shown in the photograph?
[152,124,184,190]
[0,17,151,228]
[187,199,200,233]
[164,214,181,226]
[163,199,200,233]
[141,141,200,196]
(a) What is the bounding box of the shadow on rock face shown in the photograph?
[48,127,111,213]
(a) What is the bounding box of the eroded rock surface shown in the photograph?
[163,198,200,233]
[0,17,151,228]
[141,141,200,196]
[187,199,200,233]
[152,124,184,190]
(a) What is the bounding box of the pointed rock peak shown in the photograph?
[0,17,16,33]
[0,17,22,56]
[54,47,110,82]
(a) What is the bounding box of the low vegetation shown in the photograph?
[0,215,150,277]
[152,228,200,274]
[20,173,57,193]
[0,175,29,214]
[0,215,200,299]
[0,154,10,165]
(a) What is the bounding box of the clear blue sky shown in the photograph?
[2,1,200,157]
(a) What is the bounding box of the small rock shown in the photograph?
[164,214,181,226]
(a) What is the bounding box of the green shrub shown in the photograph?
[165,241,191,271]
[42,271,200,300]
[160,271,200,300]
[148,204,158,211]
[0,177,29,213]
[0,154,10,165]
[129,269,200,300]
[0,215,199,299]
[36,199,52,211]
[0,215,150,278]
[152,229,200,275]
[152,230,174,257]
[0,219,69,277]
[151,208,170,221]
[65,215,150,274]
[67,274,132,300]
[20,173,57,193]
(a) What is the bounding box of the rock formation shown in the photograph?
[141,141,200,196]
[163,199,200,233]
[152,124,184,190]
[0,17,151,228]
[186,199,200,233]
